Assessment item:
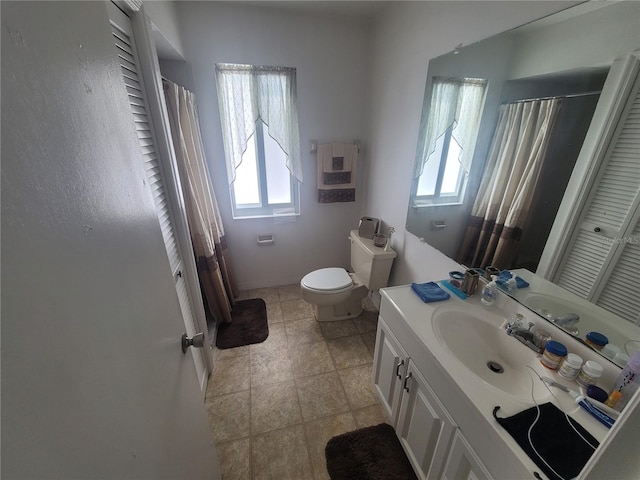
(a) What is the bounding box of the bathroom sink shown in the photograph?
[432,307,550,401]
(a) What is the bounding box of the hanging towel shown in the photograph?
[317,142,358,203]
[411,282,451,303]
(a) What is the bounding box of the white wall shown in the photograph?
[363,1,581,286]
[509,1,640,79]
[175,2,371,290]
[145,0,185,57]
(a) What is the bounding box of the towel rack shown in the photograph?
[310,139,360,153]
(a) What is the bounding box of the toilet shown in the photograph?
[300,230,397,322]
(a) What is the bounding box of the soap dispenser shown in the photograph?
[481,275,498,305]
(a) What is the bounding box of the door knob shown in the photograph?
[181,332,205,354]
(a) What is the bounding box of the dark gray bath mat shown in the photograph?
[325,423,417,480]
[215,298,268,349]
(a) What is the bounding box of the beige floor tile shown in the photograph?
[251,380,302,434]
[217,437,251,480]
[352,309,378,333]
[281,299,314,322]
[289,340,335,378]
[361,331,377,356]
[250,323,287,355]
[205,390,251,444]
[214,344,251,361]
[352,404,387,428]
[338,364,378,409]
[278,284,302,302]
[252,424,313,480]
[250,348,294,388]
[326,334,373,369]
[266,302,284,324]
[249,287,281,304]
[285,317,325,345]
[318,319,359,340]
[207,355,250,397]
[295,372,350,421]
[303,412,357,480]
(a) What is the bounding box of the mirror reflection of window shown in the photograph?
[413,77,487,206]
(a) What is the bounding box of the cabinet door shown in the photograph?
[372,317,408,424]
[442,431,493,480]
[396,361,457,480]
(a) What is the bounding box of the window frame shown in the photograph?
[230,120,300,219]
[412,126,468,207]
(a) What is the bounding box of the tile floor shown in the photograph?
[205,284,387,480]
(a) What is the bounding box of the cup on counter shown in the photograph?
[373,233,387,247]
[484,266,500,280]
[461,269,480,295]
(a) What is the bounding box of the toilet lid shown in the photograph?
[301,268,352,291]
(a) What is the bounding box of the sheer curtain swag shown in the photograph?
[215,63,303,185]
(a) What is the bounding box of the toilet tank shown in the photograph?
[349,230,397,290]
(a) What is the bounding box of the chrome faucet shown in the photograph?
[552,313,580,327]
[505,314,540,352]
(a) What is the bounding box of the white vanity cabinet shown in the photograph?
[396,359,457,479]
[442,431,492,480]
[374,314,469,480]
[372,288,536,480]
[372,317,408,424]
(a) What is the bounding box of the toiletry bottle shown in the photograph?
[605,351,640,411]
[481,275,498,305]
[576,360,603,388]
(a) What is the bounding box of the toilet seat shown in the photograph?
[301,268,353,294]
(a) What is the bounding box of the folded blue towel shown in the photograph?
[411,282,450,303]
[440,280,469,299]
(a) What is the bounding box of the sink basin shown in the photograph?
[432,307,551,401]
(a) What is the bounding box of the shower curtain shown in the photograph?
[457,98,562,269]
[163,79,238,324]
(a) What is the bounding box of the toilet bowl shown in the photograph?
[300,230,397,322]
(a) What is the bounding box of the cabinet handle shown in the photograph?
[395,360,405,379]
[403,372,412,392]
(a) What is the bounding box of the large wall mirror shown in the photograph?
[406,1,640,366]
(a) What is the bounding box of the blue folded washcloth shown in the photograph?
[440,280,469,299]
[496,270,530,289]
[411,282,451,303]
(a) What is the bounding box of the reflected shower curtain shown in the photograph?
[457,98,562,269]
[163,79,238,324]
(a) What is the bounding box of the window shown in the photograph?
[412,77,487,206]
[215,64,302,219]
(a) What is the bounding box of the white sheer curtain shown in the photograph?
[414,77,487,178]
[458,98,563,268]
[215,64,303,185]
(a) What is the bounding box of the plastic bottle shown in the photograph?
[576,360,603,388]
[558,353,583,380]
[481,275,498,305]
[605,351,640,411]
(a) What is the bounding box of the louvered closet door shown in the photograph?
[109,4,206,385]
[555,72,640,323]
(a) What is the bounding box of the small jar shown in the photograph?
[558,353,583,380]
[585,331,608,351]
[576,360,603,387]
[540,341,568,370]
[601,344,620,360]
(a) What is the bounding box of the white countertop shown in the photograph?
[380,282,621,477]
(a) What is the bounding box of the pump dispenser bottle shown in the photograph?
[481,275,498,305]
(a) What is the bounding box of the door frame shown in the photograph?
[537,51,640,279]
[114,0,214,380]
